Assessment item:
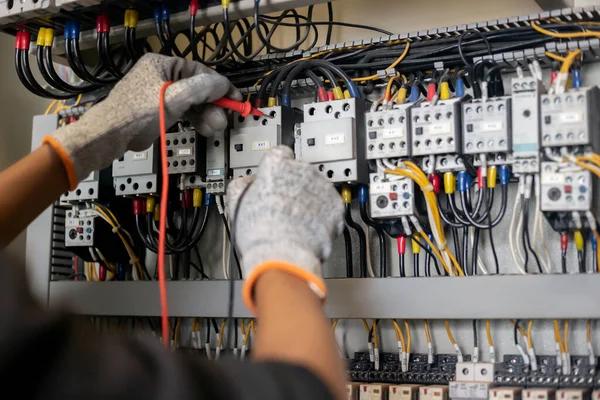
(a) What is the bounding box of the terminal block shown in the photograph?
[65,207,95,247]
[205,130,228,195]
[369,173,415,219]
[365,103,413,160]
[0,0,56,23]
[61,171,104,203]
[540,162,592,212]
[540,87,600,148]
[113,144,159,196]
[299,98,368,184]
[389,385,420,400]
[489,388,521,400]
[411,97,468,157]
[462,97,512,155]
[166,130,203,175]
[230,106,301,177]
[511,76,546,174]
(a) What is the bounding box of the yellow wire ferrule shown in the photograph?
[439,82,451,100]
[146,196,156,214]
[154,204,160,221]
[193,189,203,208]
[124,9,131,28]
[343,90,352,99]
[332,87,344,100]
[575,231,585,251]
[396,87,407,104]
[221,0,231,9]
[487,166,497,189]
[341,185,352,204]
[37,28,46,47]
[129,9,139,28]
[444,172,456,194]
[267,97,277,107]
[44,28,55,47]
[411,238,421,254]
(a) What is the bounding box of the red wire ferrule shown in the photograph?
[560,233,569,251]
[317,87,329,102]
[426,83,436,101]
[254,98,264,108]
[14,31,22,50]
[96,15,110,33]
[429,174,440,194]
[99,266,106,281]
[183,189,192,208]
[190,0,199,15]
[327,91,335,101]
[397,235,406,255]
[133,198,144,215]
[17,31,31,50]
[477,168,484,190]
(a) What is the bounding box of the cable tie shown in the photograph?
[422,184,434,192]
[112,225,121,233]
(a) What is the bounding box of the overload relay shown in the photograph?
[369,173,415,219]
[299,98,368,184]
[112,144,159,196]
[410,97,468,157]
[462,97,512,155]
[65,207,95,247]
[540,162,592,212]
[365,103,413,160]
[511,76,546,174]
[229,106,301,177]
[540,87,600,148]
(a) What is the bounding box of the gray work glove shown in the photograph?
[43,53,240,190]
[227,146,345,313]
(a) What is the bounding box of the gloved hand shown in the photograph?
[227,146,345,313]
[43,53,240,190]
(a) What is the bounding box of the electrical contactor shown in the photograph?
[112,144,159,196]
[365,103,413,160]
[462,96,512,155]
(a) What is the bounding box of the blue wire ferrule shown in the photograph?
[70,20,80,39]
[162,5,170,21]
[573,69,582,88]
[455,78,465,97]
[281,93,291,108]
[64,21,72,40]
[499,165,510,186]
[154,8,162,23]
[592,232,597,251]
[426,233,433,250]
[346,82,362,99]
[205,193,213,207]
[457,171,471,192]
[117,264,126,281]
[358,185,368,204]
[410,85,420,103]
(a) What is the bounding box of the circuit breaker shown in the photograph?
[112,144,159,196]
[462,97,512,155]
[229,106,301,177]
[540,162,592,212]
[369,173,415,219]
[540,87,600,148]
[299,98,368,184]
[65,207,95,247]
[511,76,546,174]
[410,97,467,157]
[205,130,228,195]
[166,130,201,175]
[365,103,413,160]
[61,171,101,203]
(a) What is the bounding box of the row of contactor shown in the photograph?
[349,383,597,400]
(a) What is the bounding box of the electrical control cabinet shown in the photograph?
[462,97,512,155]
[365,104,413,160]
[540,162,592,212]
[166,130,201,175]
[61,171,101,203]
[411,97,467,157]
[540,87,600,148]
[112,144,159,196]
[369,173,415,219]
[511,77,546,174]
[65,207,95,247]
[205,130,228,195]
[230,106,301,177]
[299,98,368,184]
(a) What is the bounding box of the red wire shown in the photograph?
[73,255,79,281]
[158,81,173,346]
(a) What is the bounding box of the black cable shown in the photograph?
[488,216,500,275]
[259,18,393,35]
[561,249,568,274]
[521,201,530,274]
[343,226,353,278]
[399,253,405,277]
[190,263,210,280]
[359,202,387,277]
[97,33,124,79]
[522,201,543,274]
[412,237,441,277]
[458,30,492,67]
[190,14,200,61]
[473,320,478,349]
[325,2,334,45]
[68,38,118,85]
[345,204,367,278]
[513,319,521,345]
[472,228,480,276]
[17,49,73,99]
[413,253,419,277]
[452,227,462,270]
[578,250,585,274]
[462,228,469,276]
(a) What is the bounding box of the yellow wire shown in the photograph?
[445,320,456,345]
[527,320,534,350]
[485,320,493,347]
[545,51,567,62]
[587,320,592,343]
[392,320,406,352]
[243,321,254,346]
[362,319,371,334]
[404,320,411,353]
[45,100,58,115]
[564,320,569,353]
[385,74,401,101]
[251,320,257,336]
[91,263,98,281]
[352,42,410,82]
[559,50,582,74]
[332,319,339,331]
[173,318,181,347]
[372,319,379,349]
[218,319,227,349]
[424,320,432,343]
[509,319,527,338]
[553,319,566,353]
[531,20,600,40]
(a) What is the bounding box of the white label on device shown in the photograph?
[207,169,222,176]
[132,151,148,161]
[177,148,193,156]
[560,112,583,123]
[428,123,451,135]
[382,127,404,138]
[325,133,346,145]
[481,121,503,132]
[542,173,565,184]
[371,182,391,194]
[252,141,270,151]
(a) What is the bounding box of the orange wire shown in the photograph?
[158,81,173,346]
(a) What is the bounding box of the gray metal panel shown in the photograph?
[49,275,600,319]
[26,114,59,305]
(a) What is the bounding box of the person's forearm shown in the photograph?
[253,271,345,400]
[0,144,69,248]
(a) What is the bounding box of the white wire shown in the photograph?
[217,195,230,279]
[531,194,552,274]
[469,227,489,275]
[509,191,527,274]
[365,224,377,277]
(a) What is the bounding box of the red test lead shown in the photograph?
[212,97,270,118]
